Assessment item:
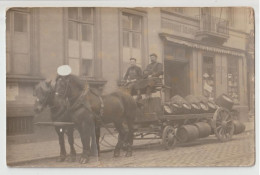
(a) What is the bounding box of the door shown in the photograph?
[164,60,190,101]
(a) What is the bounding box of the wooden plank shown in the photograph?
[162,113,213,120]
[34,122,75,127]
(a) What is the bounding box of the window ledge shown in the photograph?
[6,74,44,83]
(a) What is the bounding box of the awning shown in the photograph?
[163,36,245,57]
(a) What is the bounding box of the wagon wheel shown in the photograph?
[162,125,177,150]
[212,107,234,142]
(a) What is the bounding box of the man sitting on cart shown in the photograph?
[123,57,143,99]
[136,53,163,98]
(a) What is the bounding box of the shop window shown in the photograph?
[121,12,143,75]
[227,57,239,103]
[6,9,31,75]
[202,56,215,99]
[67,7,94,77]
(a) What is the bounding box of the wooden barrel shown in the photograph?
[208,101,217,113]
[163,104,172,114]
[171,103,182,114]
[193,122,212,138]
[216,94,234,111]
[182,103,191,114]
[190,103,201,113]
[233,120,246,135]
[176,125,199,143]
[200,102,209,113]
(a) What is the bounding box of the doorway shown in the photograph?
[164,60,190,101]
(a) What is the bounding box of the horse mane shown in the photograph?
[68,74,87,91]
[38,81,50,92]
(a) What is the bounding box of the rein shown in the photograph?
[58,78,117,139]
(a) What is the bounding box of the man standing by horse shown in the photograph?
[54,64,139,163]
[56,65,99,163]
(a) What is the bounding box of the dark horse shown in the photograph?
[34,80,98,164]
[55,74,138,162]
[34,80,77,162]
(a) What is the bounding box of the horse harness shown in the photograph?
[68,86,104,122]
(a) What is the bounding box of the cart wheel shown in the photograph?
[162,126,177,150]
[212,107,234,142]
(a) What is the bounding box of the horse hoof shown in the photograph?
[114,150,120,157]
[79,157,89,164]
[56,156,66,162]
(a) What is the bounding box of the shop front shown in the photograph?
[160,34,248,120]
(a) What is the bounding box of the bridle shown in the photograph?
[35,85,53,110]
[55,76,71,98]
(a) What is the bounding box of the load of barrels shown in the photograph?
[163,94,246,143]
[163,94,218,115]
[175,120,246,143]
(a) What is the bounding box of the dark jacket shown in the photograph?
[143,62,163,78]
[124,65,143,81]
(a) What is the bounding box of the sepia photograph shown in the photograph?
[5,6,255,168]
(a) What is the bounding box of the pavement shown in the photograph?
[6,120,254,166]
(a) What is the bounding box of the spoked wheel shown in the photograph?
[212,107,234,142]
[162,125,177,150]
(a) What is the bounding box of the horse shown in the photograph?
[34,80,77,162]
[54,74,139,162]
[34,80,99,164]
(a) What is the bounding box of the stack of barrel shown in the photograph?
[164,93,246,143]
[216,93,246,135]
[176,122,212,143]
[163,94,218,115]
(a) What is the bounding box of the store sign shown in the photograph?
[6,83,19,101]
[161,19,198,37]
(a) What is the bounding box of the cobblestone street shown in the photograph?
[13,125,255,168]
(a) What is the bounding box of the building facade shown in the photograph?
[6,7,254,139]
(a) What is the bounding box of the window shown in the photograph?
[202,56,215,99]
[6,9,31,75]
[227,57,239,103]
[67,7,94,77]
[121,12,143,75]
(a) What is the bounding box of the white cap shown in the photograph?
[57,65,72,76]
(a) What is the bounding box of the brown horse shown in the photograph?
[55,74,139,162]
[34,81,77,162]
[34,80,98,164]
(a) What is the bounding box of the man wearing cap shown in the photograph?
[123,58,143,98]
[143,53,163,78]
[137,53,163,97]
[124,58,143,82]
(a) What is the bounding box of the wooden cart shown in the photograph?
[133,97,235,150]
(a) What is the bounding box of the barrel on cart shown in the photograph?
[133,92,245,150]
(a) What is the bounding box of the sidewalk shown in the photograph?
[6,121,254,166]
[6,130,160,166]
